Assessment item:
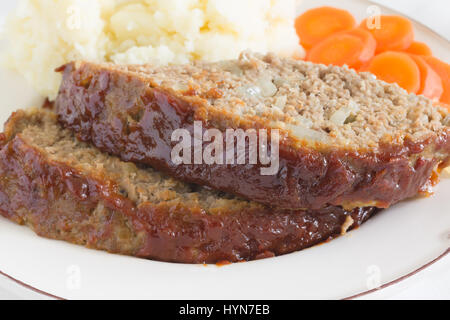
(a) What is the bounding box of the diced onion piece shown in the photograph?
[285,123,328,142]
[330,100,360,125]
[237,85,262,98]
[218,61,244,76]
[257,76,278,97]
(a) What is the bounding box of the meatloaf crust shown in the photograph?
[0,109,378,263]
[54,56,450,210]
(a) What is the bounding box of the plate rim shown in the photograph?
[0,270,63,300]
[1,248,448,300]
[343,248,449,299]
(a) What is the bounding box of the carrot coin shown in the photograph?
[360,15,414,53]
[345,28,377,68]
[405,41,433,56]
[307,28,376,69]
[367,51,420,93]
[409,55,443,100]
[422,56,450,104]
[295,6,356,49]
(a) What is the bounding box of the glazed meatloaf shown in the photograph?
[0,108,379,263]
[55,52,450,210]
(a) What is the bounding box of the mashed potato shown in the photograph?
[2,0,304,100]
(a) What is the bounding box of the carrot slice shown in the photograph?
[367,51,420,93]
[360,15,414,53]
[422,56,450,104]
[307,28,376,69]
[345,28,377,68]
[295,6,356,50]
[409,55,443,100]
[307,34,364,67]
[405,41,432,56]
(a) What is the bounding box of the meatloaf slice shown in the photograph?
[55,52,450,210]
[0,108,378,263]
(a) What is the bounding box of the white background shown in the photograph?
[0,0,448,300]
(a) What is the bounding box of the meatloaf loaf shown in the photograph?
[55,52,450,210]
[0,108,378,263]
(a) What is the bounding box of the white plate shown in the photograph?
[0,0,449,300]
